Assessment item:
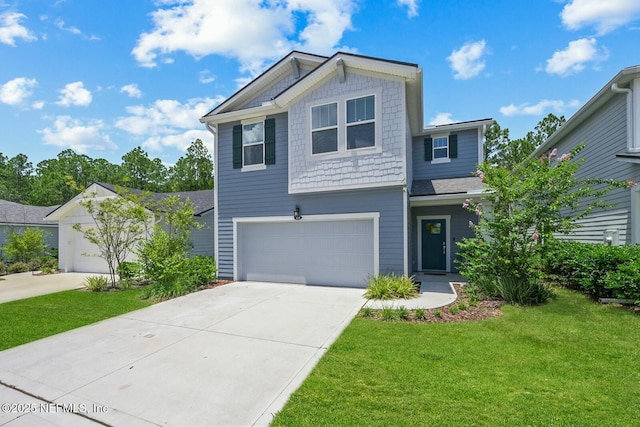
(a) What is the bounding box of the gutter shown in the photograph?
[611,83,636,152]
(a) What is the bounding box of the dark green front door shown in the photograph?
[421,219,446,271]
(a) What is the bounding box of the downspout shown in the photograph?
[204,121,219,272]
[611,83,635,152]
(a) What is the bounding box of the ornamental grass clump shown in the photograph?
[364,274,418,300]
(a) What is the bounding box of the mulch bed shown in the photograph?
[362,283,504,323]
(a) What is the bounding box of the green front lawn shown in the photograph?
[272,289,640,426]
[0,288,151,351]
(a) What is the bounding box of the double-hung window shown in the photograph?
[242,121,264,166]
[433,136,449,159]
[311,102,338,154]
[346,95,375,150]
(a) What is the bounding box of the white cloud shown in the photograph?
[447,40,488,80]
[120,84,142,98]
[545,38,608,76]
[32,100,45,109]
[115,96,224,152]
[56,81,92,106]
[54,17,100,40]
[561,0,640,35]
[0,77,37,105]
[39,116,117,153]
[131,0,355,76]
[500,99,581,117]
[398,0,419,18]
[0,11,36,46]
[429,113,456,125]
[199,69,215,84]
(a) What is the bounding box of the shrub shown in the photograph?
[544,241,640,303]
[84,275,109,292]
[117,261,143,280]
[397,306,410,320]
[142,276,198,300]
[494,274,554,306]
[414,308,426,320]
[36,257,58,274]
[185,256,217,287]
[0,261,6,275]
[360,307,374,318]
[434,309,443,318]
[457,302,469,311]
[7,262,29,274]
[364,274,418,300]
[3,228,48,263]
[448,305,459,315]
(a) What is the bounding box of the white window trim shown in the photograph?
[311,102,339,155]
[430,132,451,164]
[306,88,383,160]
[241,116,266,171]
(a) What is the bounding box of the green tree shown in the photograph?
[458,143,631,304]
[3,227,48,263]
[167,139,214,191]
[2,154,33,203]
[121,147,167,191]
[73,187,153,288]
[485,114,566,169]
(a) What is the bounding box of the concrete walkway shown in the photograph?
[0,272,104,304]
[0,281,367,427]
[363,273,463,309]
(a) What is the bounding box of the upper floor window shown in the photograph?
[233,117,276,170]
[424,134,458,163]
[311,103,338,154]
[242,121,264,166]
[309,93,379,157]
[346,95,375,150]
[433,136,448,159]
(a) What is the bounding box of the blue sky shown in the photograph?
[1,0,639,167]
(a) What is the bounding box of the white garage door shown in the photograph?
[71,226,110,273]
[237,219,375,287]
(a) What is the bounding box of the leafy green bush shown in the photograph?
[397,306,410,320]
[381,307,399,321]
[137,228,188,284]
[36,257,58,274]
[184,256,217,287]
[495,274,554,306]
[545,241,640,302]
[7,262,29,274]
[360,307,374,318]
[0,261,6,275]
[414,308,426,320]
[117,261,143,280]
[3,228,49,263]
[84,275,109,292]
[364,274,418,300]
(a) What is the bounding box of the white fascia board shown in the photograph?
[233,212,380,224]
[410,192,486,207]
[199,103,279,124]
[419,119,494,136]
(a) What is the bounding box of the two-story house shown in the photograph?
[200,51,492,287]
[532,65,640,246]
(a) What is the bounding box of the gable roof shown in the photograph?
[533,65,640,157]
[411,177,484,197]
[45,182,214,221]
[200,50,424,134]
[0,200,59,226]
[97,183,214,216]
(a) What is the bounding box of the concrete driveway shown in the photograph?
[0,272,103,304]
[0,281,366,426]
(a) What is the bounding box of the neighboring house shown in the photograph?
[532,65,640,245]
[200,51,492,287]
[45,182,214,274]
[0,200,59,260]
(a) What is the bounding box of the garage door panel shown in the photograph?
[238,219,374,287]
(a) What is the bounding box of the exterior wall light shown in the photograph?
[294,206,302,220]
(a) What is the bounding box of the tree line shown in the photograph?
[0,139,214,206]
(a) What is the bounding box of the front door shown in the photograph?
[421,218,447,271]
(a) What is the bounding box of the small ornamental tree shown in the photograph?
[73,187,152,288]
[3,227,49,264]
[457,143,634,304]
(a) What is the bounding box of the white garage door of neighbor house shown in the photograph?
[72,227,109,273]
[237,219,375,288]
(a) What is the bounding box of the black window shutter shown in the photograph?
[265,118,276,165]
[449,134,458,159]
[424,137,433,161]
[232,125,242,169]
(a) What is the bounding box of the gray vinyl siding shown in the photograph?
[216,112,405,279]
[545,93,639,244]
[411,205,476,273]
[0,224,59,260]
[190,212,214,256]
[412,128,479,181]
